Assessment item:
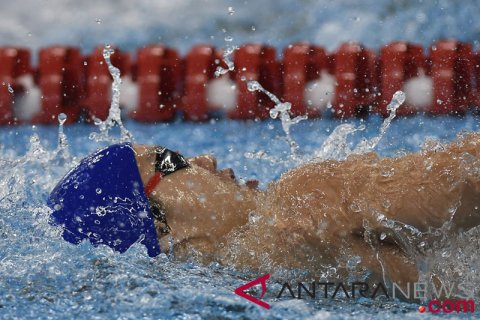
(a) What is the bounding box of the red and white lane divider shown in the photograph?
[1,40,479,125]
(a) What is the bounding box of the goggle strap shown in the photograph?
[145,171,162,197]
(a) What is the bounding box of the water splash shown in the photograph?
[242,87,403,164]
[247,80,307,159]
[0,132,63,213]
[244,150,282,164]
[353,91,405,154]
[89,45,133,143]
[312,91,405,162]
[214,15,306,161]
[214,44,237,77]
[214,11,237,77]
[312,123,365,161]
[56,113,70,162]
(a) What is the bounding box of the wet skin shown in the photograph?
[133,134,480,286]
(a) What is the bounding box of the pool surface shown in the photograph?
[1,114,480,319]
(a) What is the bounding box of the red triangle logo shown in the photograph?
[234,274,270,309]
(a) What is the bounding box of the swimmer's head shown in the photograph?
[48,142,256,257]
[47,143,163,257]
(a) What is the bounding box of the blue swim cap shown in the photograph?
[48,143,161,257]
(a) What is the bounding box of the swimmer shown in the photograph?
[48,134,480,287]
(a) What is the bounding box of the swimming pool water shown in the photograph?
[1,115,479,319]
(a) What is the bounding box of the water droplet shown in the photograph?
[380,232,387,240]
[382,199,391,209]
[380,168,395,177]
[58,113,67,125]
[224,36,233,42]
[347,256,361,268]
[96,188,102,194]
[349,202,362,213]
[269,109,279,119]
[7,84,13,94]
[95,18,102,24]
[251,25,256,31]
[247,81,260,92]
[227,6,235,15]
[248,211,261,224]
[103,44,114,60]
[385,219,395,228]
[392,91,406,106]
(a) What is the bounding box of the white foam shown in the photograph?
[206,76,237,111]
[304,71,336,114]
[402,71,433,112]
[13,75,42,121]
[119,75,139,114]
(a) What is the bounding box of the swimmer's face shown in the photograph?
[134,145,257,241]
[133,145,257,190]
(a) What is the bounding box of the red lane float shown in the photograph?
[0,47,31,124]
[33,46,84,124]
[132,45,181,122]
[332,42,377,119]
[230,43,280,120]
[83,46,131,122]
[475,51,480,111]
[282,43,330,118]
[0,41,479,125]
[378,42,427,117]
[182,45,221,121]
[430,40,475,115]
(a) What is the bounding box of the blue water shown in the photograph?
[1,115,480,319]
[3,0,480,55]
